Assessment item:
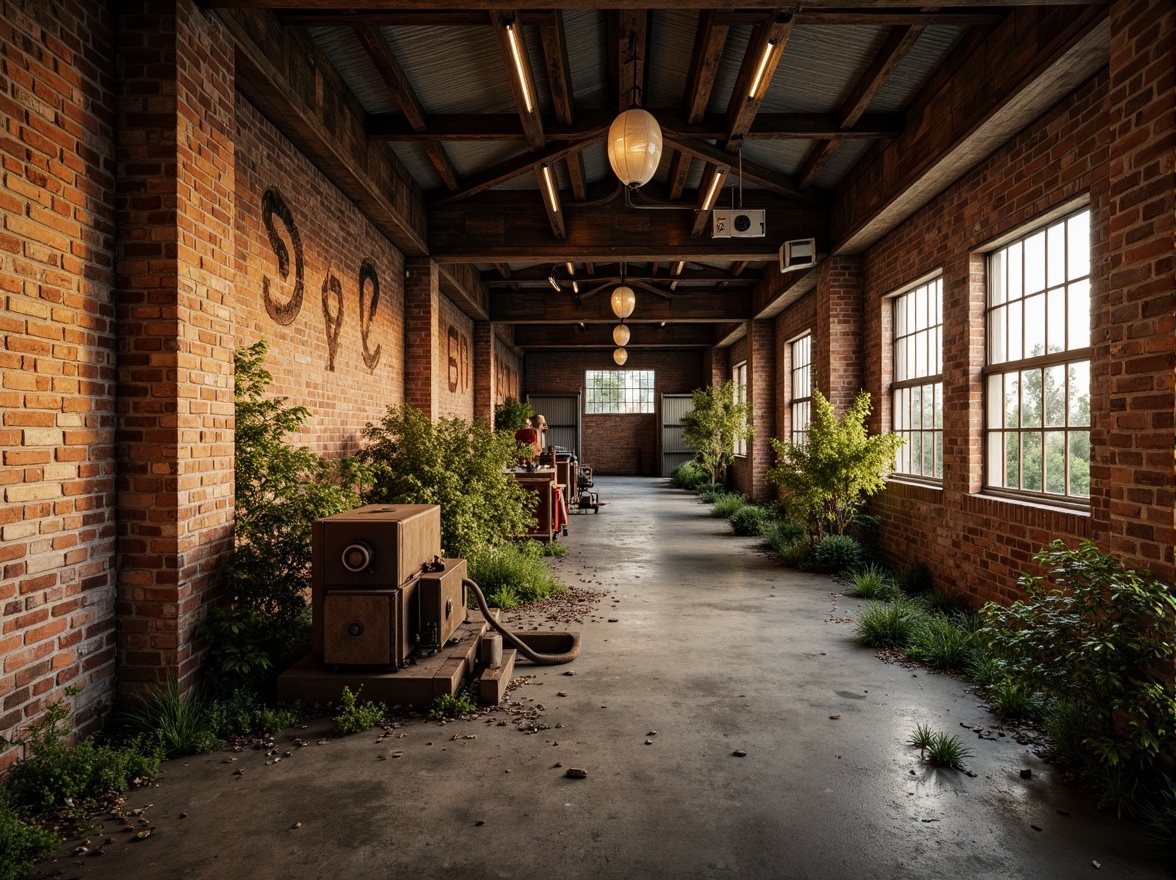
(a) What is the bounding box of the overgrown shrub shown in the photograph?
[766,389,902,544]
[427,689,477,721]
[978,540,1176,815]
[1,693,161,818]
[856,599,926,649]
[905,613,977,672]
[849,563,898,601]
[466,541,565,607]
[985,680,1045,723]
[681,382,754,487]
[729,504,774,537]
[670,460,709,491]
[697,485,725,503]
[493,397,532,432]
[212,342,366,689]
[763,519,806,556]
[333,686,386,736]
[812,534,863,572]
[710,492,747,519]
[0,790,56,880]
[361,403,535,558]
[206,689,299,738]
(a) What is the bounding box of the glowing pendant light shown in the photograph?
[610,285,636,319]
[612,324,631,346]
[613,347,629,366]
[607,108,663,188]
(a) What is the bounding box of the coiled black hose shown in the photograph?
[463,577,580,665]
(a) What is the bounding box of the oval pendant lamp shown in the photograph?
[607,108,663,188]
[613,347,629,366]
[612,324,631,346]
[610,285,636,319]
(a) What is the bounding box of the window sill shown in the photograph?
[975,490,1090,518]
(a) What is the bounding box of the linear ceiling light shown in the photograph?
[505,23,533,113]
[701,171,724,212]
[540,163,559,214]
[547,267,561,292]
[748,39,778,99]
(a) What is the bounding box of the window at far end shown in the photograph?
[585,370,655,414]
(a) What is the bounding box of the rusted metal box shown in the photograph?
[314,504,441,589]
[322,582,419,667]
[418,558,467,648]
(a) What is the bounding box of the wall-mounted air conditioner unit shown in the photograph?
[712,209,766,239]
[779,238,817,273]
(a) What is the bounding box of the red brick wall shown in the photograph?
[437,294,473,421]
[0,0,118,757]
[233,95,405,457]
[494,334,521,405]
[523,350,703,475]
[774,294,818,465]
[816,255,865,413]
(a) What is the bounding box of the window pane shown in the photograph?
[921,430,933,475]
[933,382,943,428]
[989,305,1007,363]
[1067,278,1090,350]
[990,250,1005,305]
[1068,361,1090,427]
[1024,230,1046,295]
[1068,430,1091,496]
[584,370,655,414]
[1005,433,1019,487]
[1007,299,1022,361]
[987,374,1003,428]
[934,431,943,478]
[1021,431,1042,492]
[1047,220,1067,288]
[1047,287,1066,354]
[922,383,934,429]
[895,337,907,382]
[915,329,926,376]
[988,432,1004,487]
[1021,368,1042,427]
[1045,430,1066,494]
[1007,242,1023,299]
[1067,211,1090,279]
[1004,373,1020,429]
[911,385,922,430]
[1044,364,1066,427]
[1024,293,1045,358]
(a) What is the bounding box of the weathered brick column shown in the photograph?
[1100,0,1174,580]
[114,0,235,694]
[473,321,495,426]
[404,257,440,419]
[815,255,865,413]
[745,319,777,499]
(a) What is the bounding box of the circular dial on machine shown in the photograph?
[341,541,374,572]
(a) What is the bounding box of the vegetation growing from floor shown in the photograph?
[909,724,972,770]
[361,403,536,559]
[680,381,754,487]
[0,790,57,880]
[978,540,1176,817]
[710,492,747,519]
[466,541,566,609]
[849,563,898,600]
[211,342,367,691]
[427,689,477,721]
[669,460,710,491]
[729,504,775,537]
[493,396,533,432]
[766,389,902,545]
[333,686,387,736]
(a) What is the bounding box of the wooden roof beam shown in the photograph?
[429,134,606,206]
[668,10,729,200]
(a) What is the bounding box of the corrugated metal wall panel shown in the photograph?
[528,393,582,457]
[661,393,694,475]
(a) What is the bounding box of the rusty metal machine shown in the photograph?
[312,504,467,668]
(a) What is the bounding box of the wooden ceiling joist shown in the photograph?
[668,10,729,200]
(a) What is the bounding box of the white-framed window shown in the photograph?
[585,370,655,414]
[733,361,748,457]
[985,207,1091,501]
[789,333,812,445]
[890,276,943,480]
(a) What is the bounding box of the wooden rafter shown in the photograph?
[797,24,925,189]
[668,10,729,200]
[352,26,460,191]
[537,11,588,201]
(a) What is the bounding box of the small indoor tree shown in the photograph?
[681,381,754,487]
[494,396,532,432]
[767,388,902,544]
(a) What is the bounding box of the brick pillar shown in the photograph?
[473,322,495,426]
[404,257,439,419]
[746,320,777,499]
[816,255,865,413]
[704,346,729,387]
[1099,0,1174,580]
[114,0,236,694]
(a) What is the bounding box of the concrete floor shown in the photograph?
[42,477,1170,880]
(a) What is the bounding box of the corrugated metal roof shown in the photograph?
[871,25,965,111]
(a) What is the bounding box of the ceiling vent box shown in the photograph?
[711,209,766,239]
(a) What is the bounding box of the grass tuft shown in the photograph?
[856,599,926,649]
[849,563,898,600]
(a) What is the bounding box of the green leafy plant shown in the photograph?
[539,540,569,558]
[427,689,478,721]
[905,613,977,672]
[766,389,903,544]
[729,504,774,537]
[206,689,299,738]
[711,492,748,519]
[680,382,754,487]
[670,460,710,491]
[964,654,1007,689]
[850,563,899,601]
[984,680,1044,723]
[0,790,57,880]
[361,403,535,558]
[856,599,925,649]
[908,723,936,757]
[333,686,387,736]
[697,485,724,503]
[466,542,565,607]
[762,519,806,557]
[978,540,1176,775]
[120,679,220,757]
[1,692,161,818]
[212,342,366,689]
[812,534,864,572]
[925,731,972,770]
[493,396,533,432]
